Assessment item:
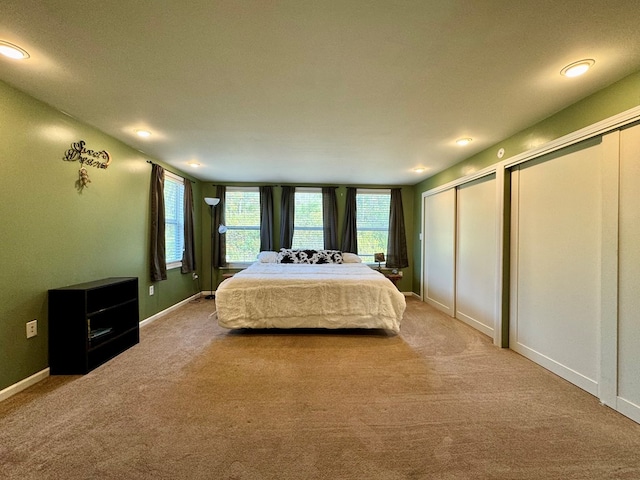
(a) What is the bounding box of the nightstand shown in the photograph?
[384,273,402,287]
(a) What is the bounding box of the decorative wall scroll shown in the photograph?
[62,140,111,191]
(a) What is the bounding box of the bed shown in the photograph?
[214,250,406,333]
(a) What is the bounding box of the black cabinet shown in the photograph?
[48,277,139,374]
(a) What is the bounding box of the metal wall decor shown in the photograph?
[62,140,111,191]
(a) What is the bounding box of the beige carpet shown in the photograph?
[1,297,639,479]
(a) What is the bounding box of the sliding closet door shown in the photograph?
[455,174,497,337]
[618,123,640,423]
[510,139,602,395]
[422,188,455,315]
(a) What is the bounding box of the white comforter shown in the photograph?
[215,262,406,333]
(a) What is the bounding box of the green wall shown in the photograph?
[201,183,415,293]
[411,70,640,293]
[0,80,202,392]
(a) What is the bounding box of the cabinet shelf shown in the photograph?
[49,277,139,374]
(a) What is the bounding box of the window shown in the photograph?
[291,188,324,250]
[225,187,260,264]
[164,172,185,267]
[356,189,391,263]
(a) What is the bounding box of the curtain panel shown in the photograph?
[150,164,167,281]
[212,185,227,268]
[386,188,409,268]
[180,180,197,273]
[322,187,338,250]
[259,186,274,252]
[341,187,358,253]
[280,186,295,249]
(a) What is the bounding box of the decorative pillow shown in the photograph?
[342,252,363,263]
[257,251,278,263]
[277,249,343,264]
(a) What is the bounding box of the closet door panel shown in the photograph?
[510,141,602,394]
[455,174,497,336]
[423,189,456,315]
[618,123,640,420]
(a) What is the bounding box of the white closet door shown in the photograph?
[423,188,456,315]
[455,174,497,337]
[510,140,602,395]
[618,123,640,423]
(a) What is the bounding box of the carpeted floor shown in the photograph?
[1,297,639,479]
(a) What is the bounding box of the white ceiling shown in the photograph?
[2,1,640,185]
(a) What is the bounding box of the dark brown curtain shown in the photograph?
[150,164,167,281]
[259,186,274,251]
[280,186,295,249]
[212,185,227,268]
[322,187,338,250]
[386,188,409,268]
[341,187,358,253]
[180,180,196,273]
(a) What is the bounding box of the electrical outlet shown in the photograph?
[149,285,154,296]
[26,319,37,338]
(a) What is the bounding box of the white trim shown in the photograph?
[502,105,640,170]
[455,311,494,338]
[617,397,640,425]
[140,293,201,327]
[0,368,50,403]
[598,131,620,407]
[511,342,599,396]
[421,166,497,199]
[420,105,640,200]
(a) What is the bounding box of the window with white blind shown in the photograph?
[225,187,260,264]
[164,172,185,267]
[356,189,391,263]
[291,188,324,250]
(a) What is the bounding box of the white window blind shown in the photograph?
[164,172,185,266]
[291,188,324,250]
[225,187,260,263]
[356,189,391,263]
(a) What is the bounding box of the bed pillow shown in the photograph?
[342,252,363,263]
[277,249,343,264]
[257,251,278,263]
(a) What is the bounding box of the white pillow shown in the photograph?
[342,252,363,263]
[257,251,278,263]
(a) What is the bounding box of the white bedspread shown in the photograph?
[215,262,406,333]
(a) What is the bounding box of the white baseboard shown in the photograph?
[140,293,201,327]
[617,396,640,425]
[0,368,50,403]
[511,341,599,396]
[1,293,202,403]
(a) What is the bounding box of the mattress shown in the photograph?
[214,262,406,333]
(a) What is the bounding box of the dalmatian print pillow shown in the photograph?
[277,249,343,264]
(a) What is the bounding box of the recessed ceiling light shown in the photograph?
[188,161,200,168]
[135,129,152,138]
[560,59,595,78]
[456,137,472,146]
[0,41,30,60]
[413,167,426,173]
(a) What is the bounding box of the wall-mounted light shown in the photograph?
[560,59,595,78]
[0,40,30,60]
[456,137,472,146]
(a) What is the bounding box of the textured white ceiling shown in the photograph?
[2,1,640,185]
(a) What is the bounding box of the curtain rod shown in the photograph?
[146,161,195,183]
[216,184,339,188]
